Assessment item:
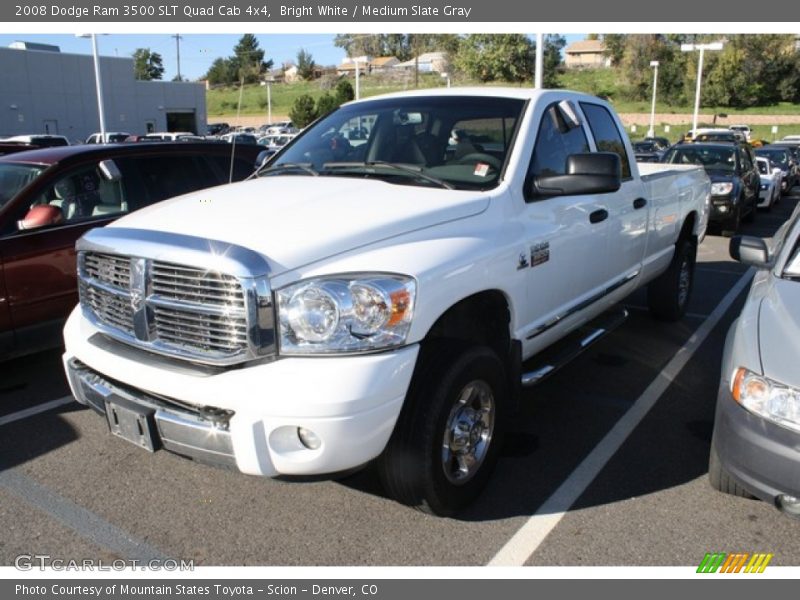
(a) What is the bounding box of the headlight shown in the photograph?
[760,183,769,191]
[711,182,734,196]
[277,274,416,355]
[732,368,800,433]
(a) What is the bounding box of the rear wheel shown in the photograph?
[647,238,696,322]
[377,343,507,516]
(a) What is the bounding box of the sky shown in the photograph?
[0,33,584,81]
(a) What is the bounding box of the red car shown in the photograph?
[0,142,261,358]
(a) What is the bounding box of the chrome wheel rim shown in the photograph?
[678,257,691,308]
[441,380,495,485]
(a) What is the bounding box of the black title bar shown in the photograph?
[2,0,791,22]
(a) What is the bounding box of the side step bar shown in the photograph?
[521,308,629,387]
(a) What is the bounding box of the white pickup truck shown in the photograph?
[63,89,710,515]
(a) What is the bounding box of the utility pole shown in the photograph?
[172,34,183,81]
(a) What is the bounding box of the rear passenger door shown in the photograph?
[579,101,649,289]
[114,155,221,207]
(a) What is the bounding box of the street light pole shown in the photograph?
[648,61,659,138]
[681,42,724,137]
[354,57,360,100]
[534,33,544,89]
[260,78,273,125]
[77,34,108,142]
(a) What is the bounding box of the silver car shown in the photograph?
[710,203,800,518]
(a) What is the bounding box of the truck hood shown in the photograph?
[110,176,489,275]
[758,277,800,388]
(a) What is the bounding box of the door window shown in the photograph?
[526,102,590,198]
[30,164,127,223]
[580,102,632,179]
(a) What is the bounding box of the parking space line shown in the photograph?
[0,395,75,428]
[488,268,754,566]
[0,469,171,562]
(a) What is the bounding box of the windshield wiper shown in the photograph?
[322,161,455,190]
[259,162,320,177]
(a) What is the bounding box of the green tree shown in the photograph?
[454,34,534,82]
[231,34,273,84]
[618,35,687,105]
[701,35,800,107]
[542,35,566,88]
[297,49,316,81]
[289,94,318,128]
[132,48,164,81]
[602,34,627,66]
[334,34,460,62]
[204,57,237,85]
[316,93,338,117]
[335,79,355,104]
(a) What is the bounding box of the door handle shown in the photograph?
[589,209,608,224]
[633,197,648,210]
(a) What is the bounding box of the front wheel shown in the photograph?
[377,344,507,516]
[647,238,696,322]
[708,442,754,498]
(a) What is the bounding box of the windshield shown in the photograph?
[266,95,525,190]
[0,163,46,209]
[756,149,789,168]
[663,146,736,172]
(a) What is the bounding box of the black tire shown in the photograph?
[708,442,754,499]
[377,343,507,516]
[743,195,757,223]
[647,237,696,322]
[721,202,742,237]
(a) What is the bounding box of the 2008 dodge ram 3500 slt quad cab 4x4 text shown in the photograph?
[63,89,710,515]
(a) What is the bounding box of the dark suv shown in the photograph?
[662,142,760,236]
[0,142,261,358]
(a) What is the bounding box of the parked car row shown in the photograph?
[0,141,262,359]
[630,127,800,236]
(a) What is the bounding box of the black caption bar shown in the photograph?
[3,579,784,600]
[1,0,792,22]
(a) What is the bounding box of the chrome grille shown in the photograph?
[151,262,245,308]
[79,280,135,335]
[78,244,271,365]
[153,307,248,353]
[83,252,131,290]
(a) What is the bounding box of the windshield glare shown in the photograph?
[664,146,736,172]
[267,96,525,190]
[0,163,46,209]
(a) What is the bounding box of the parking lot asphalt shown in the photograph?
[1,194,799,567]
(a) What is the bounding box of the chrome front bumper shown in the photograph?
[66,359,236,468]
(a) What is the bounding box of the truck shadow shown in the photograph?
[338,194,796,522]
[0,348,82,472]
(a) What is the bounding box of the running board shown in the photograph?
[521,308,629,387]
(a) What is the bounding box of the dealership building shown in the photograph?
[0,42,207,142]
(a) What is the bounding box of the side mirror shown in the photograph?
[531,153,622,198]
[98,159,122,182]
[730,235,770,268]
[18,205,63,231]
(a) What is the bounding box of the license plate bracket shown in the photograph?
[104,396,159,452]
